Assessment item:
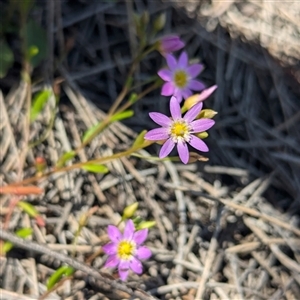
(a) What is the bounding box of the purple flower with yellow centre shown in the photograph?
[102,219,151,281]
[144,96,215,164]
[158,52,205,103]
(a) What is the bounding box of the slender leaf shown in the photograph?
[81,163,109,174]
[18,201,38,217]
[47,266,74,290]
[132,130,147,147]
[30,90,52,122]
[82,122,101,143]
[56,151,76,167]
[110,110,134,122]
[3,228,33,253]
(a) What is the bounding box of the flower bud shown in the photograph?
[197,109,218,119]
[182,85,218,111]
[157,35,185,56]
[136,220,156,230]
[153,13,166,32]
[196,131,209,139]
[122,202,139,220]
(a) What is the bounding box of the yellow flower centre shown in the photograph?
[117,240,135,260]
[174,70,188,88]
[170,120,191,142]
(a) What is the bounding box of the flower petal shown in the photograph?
[149,112,172,127]
[130,257,143,274]
[118,260,130,281]
[177,141,189,164]
[187,64,203,77]
[158,69,172,81]
[166,54,177,70]
[159,138,175,158]
[188,135,209,152]
[178,52,188,68]
[161,82,175,96]
[107,225,122,243]
[104,254,119,268]
[102,242,117,255]
[124,219,135,239]
[184,102,203,122]
[181,88,192,100]
[144,128,169,141]
[170,96,182,119]
[173,90,183,103]
[190,119,215,132]
[136,246,152,260]
[198,85,217,102]
[189,79,205,91]
[133,229,148,245]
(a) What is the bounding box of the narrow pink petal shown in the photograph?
[187,64,203,77]
[158,69,173,81]
[198,85,217,102]
[188,135,209,152]
[166,54,177,70]
[130,257,143,274]
[161,82,175,96]
[136,246,152,260]
[124,219,135,239]
[149,112,172,127]
[133,229,148,245]
[102,242,117,255]
[118,260,130,281]
[107,225,122,243]
[104,254,119,268]
[177,141,189,164]
[184,102,203,122]
[173,90,183,103]
[189,79,205,91]
[160,35,185,54]
[159,138,175,158]
[144,128,169,141]
[181,88,192,100]
[190,119,215,132]
[178,52,188,68]
[170,96,182,119]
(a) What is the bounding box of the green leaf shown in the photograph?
[0,39,14,78]
[47,266,74,290]
[110,110,134,122]
[132,130,147,147]
[3,228,33,253]
[81,163,109,174]
[56,151,76,168]
[18,201,38,217]
[128,93,138,104]
[25,20,47,67]
[30,90,52,122]
[82,122,101,143]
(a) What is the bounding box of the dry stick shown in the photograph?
[163,183,300,237]
[164,161,187,276]
[195,205,223,300]
[0,229,157,300]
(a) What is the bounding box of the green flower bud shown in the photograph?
[122,202,139,220]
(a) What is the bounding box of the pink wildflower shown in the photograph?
[102,220,151,281]
[144,96,215,164]
[158,51,205,103]
[158,35,185,55]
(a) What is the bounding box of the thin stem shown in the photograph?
[8,141,153,187]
